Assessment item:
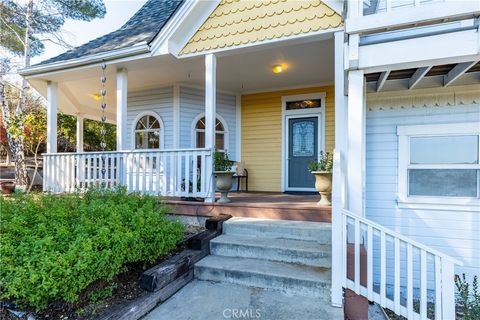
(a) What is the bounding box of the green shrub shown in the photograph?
[0,187,185,310]
[308,151,334,172]
[456,273,480,320]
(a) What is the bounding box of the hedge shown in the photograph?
[0,187,185,310]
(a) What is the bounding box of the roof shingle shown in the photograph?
[35,0,184,66]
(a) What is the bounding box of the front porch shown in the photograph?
[36,34,338,204]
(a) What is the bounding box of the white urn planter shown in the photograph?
[214,171,235,203]
[311,171,332,206]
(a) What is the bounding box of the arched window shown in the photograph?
[195,116,227,151]
[134,114,162,149]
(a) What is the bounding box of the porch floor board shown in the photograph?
[163,192,331,222]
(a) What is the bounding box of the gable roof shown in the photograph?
[35,0,184,66]
[180,0,343,55]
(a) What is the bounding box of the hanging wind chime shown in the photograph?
[99,61,107,176]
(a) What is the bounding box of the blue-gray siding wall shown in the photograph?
[126,86,174,149]
[365,102,480,292]
[179,86,238,160]
[126,86,237,160]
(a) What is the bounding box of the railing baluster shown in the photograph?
[155,153,160,195]
[148,153,153,194]
[176,152,182,196]
[169,152,175,196]
[129,153,134,192]
[192,152,198,195]
[92,154,98,187]
[200,152,206,197]
[420,250,427,319]
[161,152,166,195]
[380,231,386,307]
[407,243,414,319]
[185,152,190,196]
[367,225,373,301]
[135,153,140,192]
[142,154,147,193]
[354,219,361,294]
[394,238,401,315]
[87,155,91,189]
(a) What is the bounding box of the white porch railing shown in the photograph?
[331,150,462,320]
[43,148,211,197]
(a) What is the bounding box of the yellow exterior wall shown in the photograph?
[181,0,343,55]
[241,86,335,192]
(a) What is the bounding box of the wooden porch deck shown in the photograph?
[163,192,332,222]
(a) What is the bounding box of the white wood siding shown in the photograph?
[179,86,238,160]
[366,102,480,288]
[126,86,174,150]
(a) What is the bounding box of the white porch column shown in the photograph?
[331,31,347,308]
[46,81,58,154]
[76,114,84,152]
[205,53,217,202]
[347,69,366,216]
[116,68,128,151]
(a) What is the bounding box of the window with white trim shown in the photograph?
[195,117,227,152]
[397,123,480,205]
[134,114,162,149]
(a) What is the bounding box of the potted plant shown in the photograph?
[213,150,235,203]
[0,181,16,194]
[308,151,333,206]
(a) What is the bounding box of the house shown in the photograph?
[20,1,480,319]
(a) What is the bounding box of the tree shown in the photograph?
[0,0,106,186]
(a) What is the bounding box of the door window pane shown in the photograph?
[286,99,322,110]
[292,121,315,157]
[410,135,478,164]
[408,169,478,197]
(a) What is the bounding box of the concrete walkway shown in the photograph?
[143,280,344,320]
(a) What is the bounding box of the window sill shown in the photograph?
[397,197,480,212]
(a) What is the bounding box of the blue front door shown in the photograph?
[288,117,318,189]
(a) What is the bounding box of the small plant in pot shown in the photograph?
[308,151,333,206]
[214,150,234,203]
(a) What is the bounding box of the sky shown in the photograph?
[31,0,148,65]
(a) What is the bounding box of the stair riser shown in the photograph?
[195,266,330,298]
[223,224,331,243]
[210,242,331,268]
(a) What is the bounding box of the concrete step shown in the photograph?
[195,255,331,298]
[210,234,331,267]
[223,217,332,244]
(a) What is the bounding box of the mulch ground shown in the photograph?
[0,226,204,320]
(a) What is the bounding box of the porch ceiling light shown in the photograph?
[272,65,283,74]
[90,93,102,101]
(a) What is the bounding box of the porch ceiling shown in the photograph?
[366,61,480,93]
[27,38,334,123]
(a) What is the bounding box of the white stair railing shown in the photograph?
[331,149,462,320]
[43,148,211,197]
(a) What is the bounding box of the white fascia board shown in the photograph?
[346,1,480,34]
[167,0,221,57]
[149,0,198,55]
[19,43,150,78]
[322,0,344,16]
[358,29,480,73]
